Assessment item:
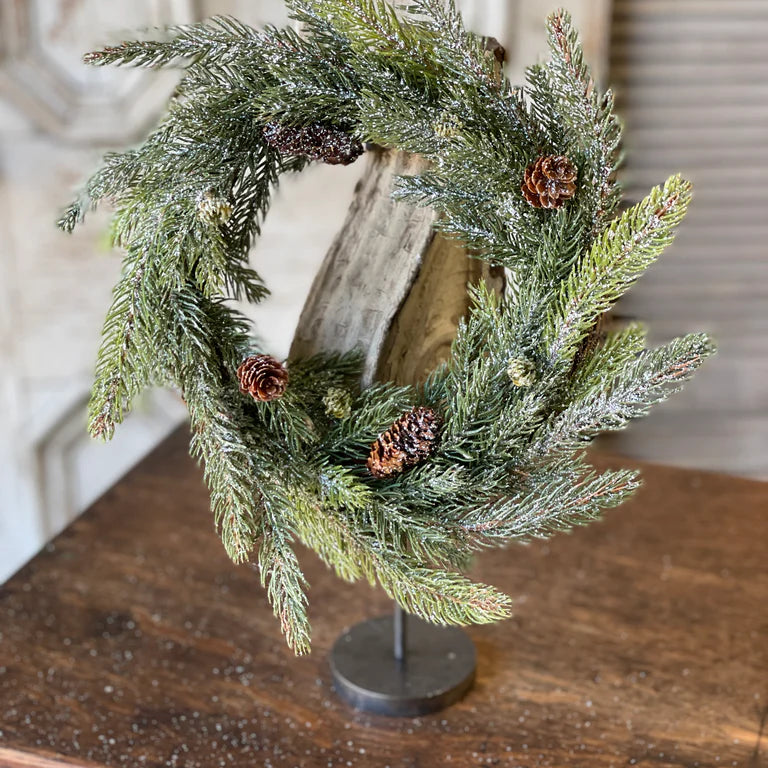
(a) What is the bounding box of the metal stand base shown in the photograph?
[330,613,476,717]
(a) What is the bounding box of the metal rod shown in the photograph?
[393,604,406,662]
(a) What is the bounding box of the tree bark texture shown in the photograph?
[290,147,502,387]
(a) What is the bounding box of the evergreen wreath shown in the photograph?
[59,1,715,655]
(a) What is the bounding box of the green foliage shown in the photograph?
[544,175,692,372]
[258,516,311,655]
[459,457,640,541]
[59,1,715,653]
[526,11,623,235]
[532,333,716,462]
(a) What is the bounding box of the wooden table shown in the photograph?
[1,429,766,768]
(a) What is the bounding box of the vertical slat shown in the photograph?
[604,0,768,479]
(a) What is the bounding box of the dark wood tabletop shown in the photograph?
[1,428,766,768]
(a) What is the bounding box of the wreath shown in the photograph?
[59,1,715,654]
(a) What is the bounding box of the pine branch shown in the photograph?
[405,0,499,93]
[162,288,268,562]
[257,518,311,655]
[532,333,716,460]
[321,462,477,568]
[531,9,623,230]
[545,175,692,371]
[322,381,417,461]
[461,460,640,542]
[88,248,155,439]
[379,561,511,626]
[57,151,143,233]
[568,321,647,395]
[302,0,431,65]
[287,487,510,624]
[438,281,545,466]
[82,16,263,68]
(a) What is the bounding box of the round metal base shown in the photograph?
[330,615,476,717]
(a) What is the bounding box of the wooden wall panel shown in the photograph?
[603,0,768,479]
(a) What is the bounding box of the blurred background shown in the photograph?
[1,0,765,583]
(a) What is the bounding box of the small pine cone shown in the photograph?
[367,406,442,479]
[433,112,463,139]
[521,155,578,209]
[506,358,536,387]
[263,122,364,166]
[237,355,288,402]
[323,386,352,420]
[197,192,233,225]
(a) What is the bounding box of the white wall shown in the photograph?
[0,0,365,583]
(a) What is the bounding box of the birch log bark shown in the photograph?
[289,0,612,386]
[291,147,503,388]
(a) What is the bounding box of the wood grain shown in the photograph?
[376,234,504,386]
[291,144,503,389]
[0,429,766,768]
[290,148,437,386]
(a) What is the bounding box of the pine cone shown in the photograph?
[237,355,288,402]
[263,122,364,166]
[506,357,536,387]
[367,406,442,479]
[197,192,233,225]
[521,155,578,209]
[323,386,352,420]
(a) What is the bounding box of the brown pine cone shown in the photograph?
[521,155,578,209]
[263,122,364,166]
[367,406,442,479]
[237,355,288,402]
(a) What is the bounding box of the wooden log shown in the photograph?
[290,146,502,387]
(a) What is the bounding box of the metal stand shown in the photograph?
[330,604,476,717]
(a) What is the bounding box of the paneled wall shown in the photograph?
[0,0,197,583]
[603,0,768,478]
[0,0,362,583]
